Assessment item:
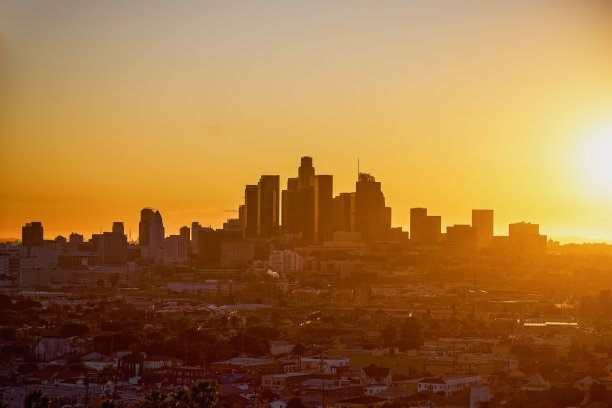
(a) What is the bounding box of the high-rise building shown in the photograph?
[179,226,190,244]
[192,222,203,253]
[244,184,259,238]
[281,178,301,236]
[472,210,494,251]
[355,173,388,242]
[257,175,280,238]
[446,224,477,256]
[149,210,165,249]
[298,156,315,190]
[112,222,124,235]
[281,157,333,244]
[22,222,43,247]
[332,193,355,233]
[139,208,155,246]
[509,222,547,255]
[314,175,333,243]
[410,208,441,244]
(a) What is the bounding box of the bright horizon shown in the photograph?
[1,0,612,241]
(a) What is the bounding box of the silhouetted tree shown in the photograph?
[24,390,49,408]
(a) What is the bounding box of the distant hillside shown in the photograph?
[551,236,612,245]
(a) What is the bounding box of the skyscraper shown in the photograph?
[281,157,333,244]
[355,173,387,242]
[281,178,301,236]
[179,226,190,244]
[332,192,355,233]
[314,174,333,243]
[149,210,165,249]
[22,222,43,247]
[138,208,154,246]
[257,175,280,238]
[472,209,494,250]
[244,184,259,238]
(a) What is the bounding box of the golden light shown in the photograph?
[577,123,612,195]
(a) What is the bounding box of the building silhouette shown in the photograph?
[257,175,280,238]
[472,210,494,251]
[332,192,356,234]
[509,222,547,256]
[446,224,477,256]
[138,208,155,246]
[179,226,190,244]
[281,157,333,244]
[355,173,389,242]
[314,174,333,243]
[244,184,259,238]
[410,208,441,245]
[22,222,44,247]
[112,222,124,235]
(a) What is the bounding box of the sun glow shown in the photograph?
[578,123,612,195]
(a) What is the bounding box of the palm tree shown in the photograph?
[100,399,128,408]
[188,379,220,408]
[168,388,191,408]
[134,390,169,408]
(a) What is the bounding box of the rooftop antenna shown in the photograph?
[357,156,360,178]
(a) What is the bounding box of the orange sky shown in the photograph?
[1,0,612,241]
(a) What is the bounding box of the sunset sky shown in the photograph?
[1,0,612,241]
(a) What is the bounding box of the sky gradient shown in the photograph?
[1,0,612,241]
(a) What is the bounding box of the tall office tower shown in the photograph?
[22,222,44,247]
[298,156,315,189]
[139,208,155,246]
[332,193,356,233]
[179,226,190,244]
[244,184,259,238]
[112,222,124,235]
[257,175,280,238]
[149,210,165,249]
[472,209,494,251]
[355,173,387,242]
[410,208,427,243]
[314,175,333,243]
[238,205,245,231]
[282,178,301,236]
[509,222,547,256]
[410,208,441,244]
[192,222,203,252]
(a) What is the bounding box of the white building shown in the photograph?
[417,375,481,396]
[268,250,303,272]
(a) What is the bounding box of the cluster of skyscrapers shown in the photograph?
[14,156,548,271]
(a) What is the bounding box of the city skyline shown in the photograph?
[1,1,612,241]
[2,156,565,244]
